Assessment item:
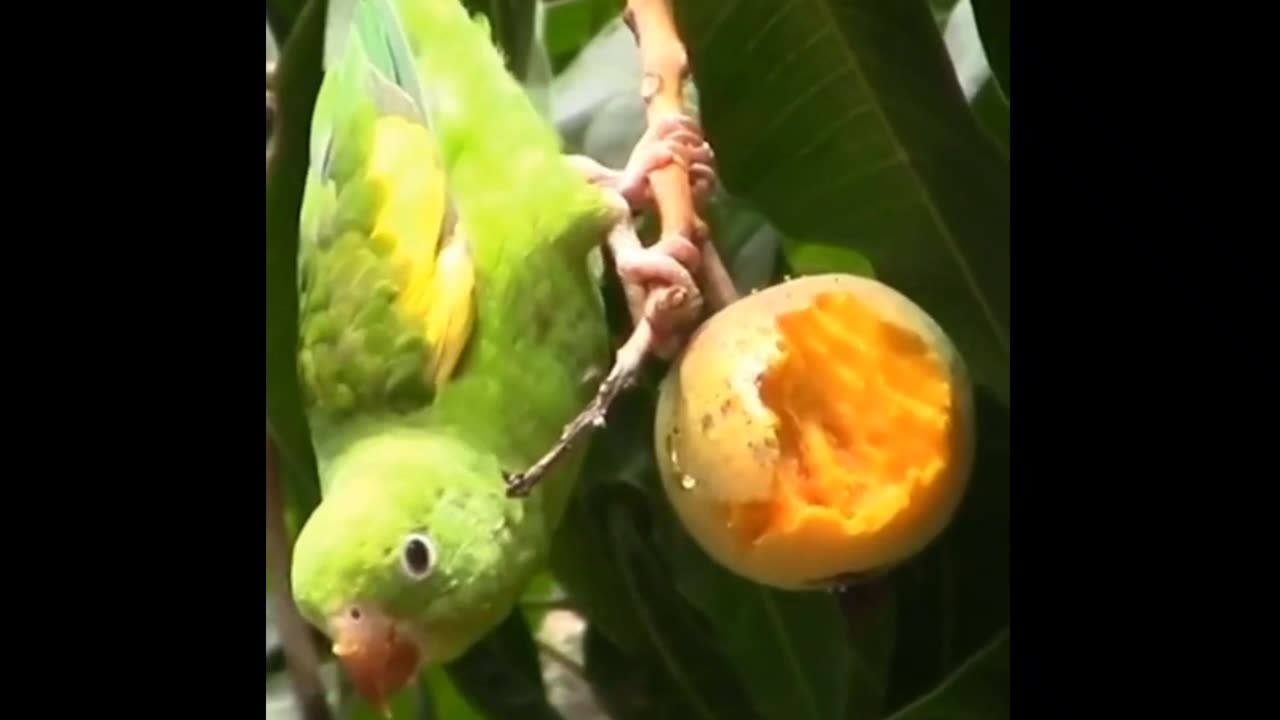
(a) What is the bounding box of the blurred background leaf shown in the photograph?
[663,523,857,720]
[266,0,325,521]
[552,380,765,720]
[605,497,767,720]
[838,585,898,720]
[886,628,1009,720]
[942,0,1009,152]
[267,0,308,43]
[443,610,566,720]
[781,239,876,279]
[673,0,1011,404]
[544,0,624,73]
[704,192,784,293]
[969,0,1009,99]
[551,17,647,169]
[882,388,1010,715]
[422,669,486,720]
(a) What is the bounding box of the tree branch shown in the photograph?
[506,0,741,497]
[625,0,739,313]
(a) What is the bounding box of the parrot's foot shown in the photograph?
[567,112,716,214]
[510,118,717,500]
[604,192,704,354]
[504,203,700,499]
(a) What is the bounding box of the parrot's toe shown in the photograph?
[614,111,717,211]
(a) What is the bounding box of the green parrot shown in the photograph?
[288,0,714,711]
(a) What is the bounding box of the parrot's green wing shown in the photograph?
[298,8,474,427]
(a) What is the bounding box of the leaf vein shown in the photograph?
[737,63,855,191]
[609,509,718,720]
[801,0,1010,354]
[741,1,798,59]
[741,15,834,109]
[785,104,877,164]
[760,588,820,720]
[698,0,743,57]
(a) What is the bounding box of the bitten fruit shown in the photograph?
[654,273,976,589]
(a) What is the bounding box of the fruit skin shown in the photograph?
[654,273,976,590]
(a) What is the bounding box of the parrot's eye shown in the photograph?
[400,533,435,580]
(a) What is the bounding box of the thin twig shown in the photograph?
[266,436,334,720]
[505,322,655,496]
[505,0,740,498]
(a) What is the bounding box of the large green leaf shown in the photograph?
[884,388,1010,712]
[266,0,326,521]
[782,238,877,279]
[583,622,733,720]
[443,609,565,720]
[422,669,485,720]
[942,0,1009,153]
[664,530,856,720]
[267,0,308,45]
[582,624,665,720]
[886,628,1009,720]
[929,0,961,27]
[674,0,1011,403]
[606,499,766,720]
[543,0,624,72]
[551,367,762,720]
[548,382,658,655]
[649,424,858,720]
[970,0,1009,99]
[838,585,898,720]
[548,488,647,654]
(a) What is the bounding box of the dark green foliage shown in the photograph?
[443,610,566,720]
[885,629,1008,720]
[674,0,1011,405]
[884,390,1010,715]
[267,1,1010,718]
[267,0,327,526]
[970,0,1009,99]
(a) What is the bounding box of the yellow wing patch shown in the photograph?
[422,235,476,388]
[366,114,476,390]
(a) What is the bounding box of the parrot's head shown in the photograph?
[290,431,534,712]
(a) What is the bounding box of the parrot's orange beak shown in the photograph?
[330,605,422,716]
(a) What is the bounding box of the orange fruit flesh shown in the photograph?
[728,291,953,546]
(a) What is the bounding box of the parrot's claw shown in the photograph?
[511,118,714,500]
[568,112,717,215]
[603,193,703,348]
[503,197,702,500]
